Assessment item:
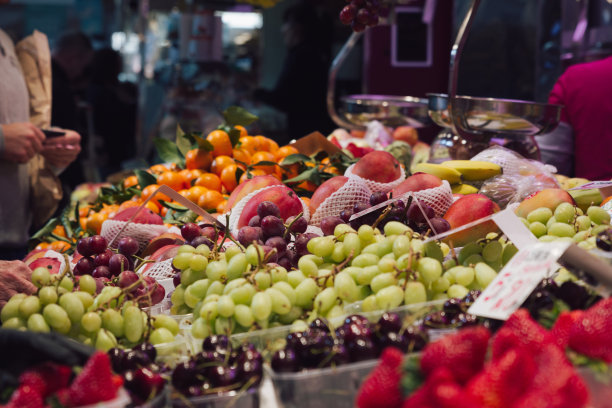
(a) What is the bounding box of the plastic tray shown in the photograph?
[171,388,260,408]
[78,388,131,408]
[154,335,191,366]
[576,364,612,408]
[342,299,446,322]
[139,386,171,408]
[266,359,377,408]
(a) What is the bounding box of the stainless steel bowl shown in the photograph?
[450,96,563,141]
[340,94,431,128]
[427,93,452,128]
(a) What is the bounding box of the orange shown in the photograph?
[145,201,160,213]
[79,205,92,218]
[149,164,169,175]
[161,207,168,217]
[296,181,317,192]
[158,171,187,191]
[187,186,209,204]
[211,155,235,176]
[275,145,299,162]
[220,164,239,192]
[124,175,138,189]
[253,135,271,152]
[239,168,266,184]
[79,217,87,230]
[36,242,50,250]
[282,163,300,180]
[185,148,213,171]
[118,200,140,212]
[602,195,612,206]
[238,136,257,155]
[300,196,310,208]
[141,184,171,208]
[251,151,277,174]
[52,225,66,238]
[232,149,251,167]
[216,200,228,213]
[235,125,248,138]
[85,212,106,234]
[194,173,222,192]
[50,240,71,253]
[267,139,279,154]
[207,129,233,157]
[198,190,225,210]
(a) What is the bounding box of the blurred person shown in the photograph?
[87,48,137,177]
[0,27,81,260]
[51,32,93,189]
[535,55,612,179]
[254,1,335,145]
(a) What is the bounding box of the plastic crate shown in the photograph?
[266,359,377,408]
[171,388,260,408]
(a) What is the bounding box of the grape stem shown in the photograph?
[283,212,304,240]
[372,206,392,230]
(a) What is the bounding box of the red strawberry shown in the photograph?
[420,326,490,385]
[5,385,44,408]
[568,298,612,362]
[550,310,583,349]
[403,368,481,408]
[68,352,121,406]
[54,388,71,407]
[357,347,404,408]
[466,347,535,408]
[19,362,72,398]
[491,309,552,361]
[18,371,46,397]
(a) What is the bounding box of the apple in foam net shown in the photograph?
[443,194,501,247]
[309,176,349,215]
[351,151,402,183]
[111,207,163,225]
[391,172,442,197]
[225,175,282,211]
[237,185,303,229]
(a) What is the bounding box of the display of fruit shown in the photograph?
[443,194,501,247]
[518,201,611,250]
[1,352,123,408]
[170,335,262,398]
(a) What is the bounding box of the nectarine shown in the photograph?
[515,188,575,218]
[443,194,500,247]
[352,151,402,183]
[392,172,442,197]
[237,185,303,228]
[309,176,348,215]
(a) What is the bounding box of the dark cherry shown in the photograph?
[108,348,126,373]
[309,317,331,333]
[271,348,298,373]
[347,336,378,362]
[136,342,157,362]
[123,350,151,371]
[171,361,200,391]
[208,365,237,388]
[377,312,402,335]
[202,335,231,355]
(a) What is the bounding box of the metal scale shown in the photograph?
[327,0,563,160]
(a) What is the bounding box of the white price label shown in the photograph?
[467,242,571,320]
[569,180,612,190]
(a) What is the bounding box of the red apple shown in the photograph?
[443,194,501,247]
[309,176,349,215]
[237,185,303,229]
[392,172,442,197]
[352,151,402,183]
[141,233,185,258]
[112,207,163,225]
[225,175,282,211]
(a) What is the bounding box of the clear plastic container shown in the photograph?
[576,364,612,408]
[171,388,260,408]
[266,359,377,408]
[78,388,131,408]
[154,335,191,366]
[139,386,171,408]
[342,299,446,323]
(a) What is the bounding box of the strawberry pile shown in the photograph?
[1,352,123,408]
[357,297,612,408]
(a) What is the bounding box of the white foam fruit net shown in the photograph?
[225,185,310,235]
[142,258,175,280]
[344,163,406,193]
[408,180,454,217]
[310,178,372,226]
[101,220,169,252]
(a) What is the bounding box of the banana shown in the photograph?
[452,183,479,195]
[566,177,590,189]
[569,188,603,212]
[441,160,502,181]
[412,163,462,185]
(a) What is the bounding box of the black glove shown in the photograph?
[0,329,94,390]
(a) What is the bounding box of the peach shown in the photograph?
[352,151,402,183]
[392,126,419,146]
[443,194,501,247]
[309,176,348,215]
[141,233,185,257]
[515,188,575,218]
[391,172,442,197]
[225,175,282,211]
[237,185,303,228]
[112,207,163,225]
[141,244,182,275]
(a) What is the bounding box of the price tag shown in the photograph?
[467,242,571,320]
[569,180,612,199]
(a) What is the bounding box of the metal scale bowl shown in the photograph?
[328,0,562,161]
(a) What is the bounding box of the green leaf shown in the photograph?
[60,206,74,239]
[154,138,185,168]
[176,125,196,156]
[235,167,245,184]
[191,133,215,152]
[134,169,157,189]
[228,128,241,147]
[159,200,188,212]
[223,106,258,127]
[30,217,59,241]
[284,167,318,183]
[252,160,278,167]
[280,154,312,165]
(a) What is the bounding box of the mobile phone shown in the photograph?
[42,129,66,138]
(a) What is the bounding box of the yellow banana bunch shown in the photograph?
[441,160,502,181]
[412,163,462,185]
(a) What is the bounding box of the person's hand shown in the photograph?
[41,128,81,169]
[0,261,37,310]
[0,123,45,163]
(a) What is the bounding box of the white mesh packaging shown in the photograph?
[142,258,175,280]
[310,178,372,226]
[344,163,406,193]
[471,145,526,175]
[101,219,169,251]
[226,185,310,235]
[409,180,454,217]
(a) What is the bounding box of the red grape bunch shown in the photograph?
[339,0,391,32]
